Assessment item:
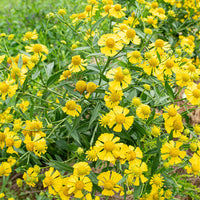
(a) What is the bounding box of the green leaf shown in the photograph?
[91,15,107,32]
[32,68,40,80]
[89,103,101,128]
[134,183,144,199]
[18,55,23,69]
[165,81,175,102]
[135,28,145,39]
[156,51,161,63]
[46,62,54,77]
[48,160,73,172]
[47,71,62,87]
[75,46,91,51]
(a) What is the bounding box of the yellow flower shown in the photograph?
[185,82,200,105]
[99,113,111,128]
[5,129,21,154]
[0,162,12,176]
[0,55,6,64]
[75,80,87,94]
[144,28,152,35]
[185,153,200,175]
[109,4,126,18]
[104,87,123,108]
[125,146,143,166]
[164,115,184,138]
[95,133,120,163]
[59,70,71,81]
[62,100,82,117]
[23,29,38,41]
[0,77,18,100]
[194,124,200,135]
[125,160,148,186]
[67,175,92,198]
[108,106,134,132]
[119,29,141,45]
[86,146,98,161]
[58,8,67,16]
[127,51,143,64]
[23,167,39,187]
[83,193,100,200]
[85,82,98,98]
[136,104,151,119]
[68,55,87,72]
[98,33,123,57]
[18,100,29,113]
[161,140,186,165]
[58,177,71,200]
[142,57,159,75]
[43,167,62,195]
[153,8,167,20]
[73,162,91,177]
[25,44,49,58]
[144,16,158,28]
[0,193,5,199]
[97,171,122,196]
[106,67,131,90]
[132,97,141,107]
[0,130,6,149]
[150,174,164,190]
[151,125,161,137]
[175,69,192,87]
[163,104,180,124]
[22,119,45,137]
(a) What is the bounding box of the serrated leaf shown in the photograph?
[32,68,40,80]
[75,46,91,51]
[48,160,73,172]
[46,62,54,77]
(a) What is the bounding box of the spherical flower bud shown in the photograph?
[143,84,150,91]
[184,129,190,135]
[16,178,23,187]
[190,143,197,151]
[77,147,84,155]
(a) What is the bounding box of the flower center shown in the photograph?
[188,65,196,72]
[6,138,14,147]
[173,119,182,130]
[165,60,174,69]
[33,44,43,53]
[87,82,97,93]
[66,100,76,110]
[44,176,54,186]
[0,82,9,93]
[115,114,126,124]
[104,5,111,12]
[72,56,81,65]
[192,89,200,98]
[128,151,136,161]
[75,181,84,190]
[114,71,125,82]
[152,177,162,186]
[24,32,33,39]
[132,51,141,58]
[104,141,114,152]
[126,29,136,39]
[155,39,164,48]
[63,70,71,78]
[106,38,115,48]
[26,141,35,152]
[114,4,121,11]
[63,186,70,196]
[120,24,128,31]
[110,92,120,102]
[85,5,92,12]
[151,2,158,8]
[169,147,179,157]
[76,80,87,93]
[168,108,177,117]
[192,163,200,172]
[104,180,114,190]
[182,73,190,82]
[148,58,159,67]
[157,8,165,14]
[147,18,154,24]
[141,105,151,115]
